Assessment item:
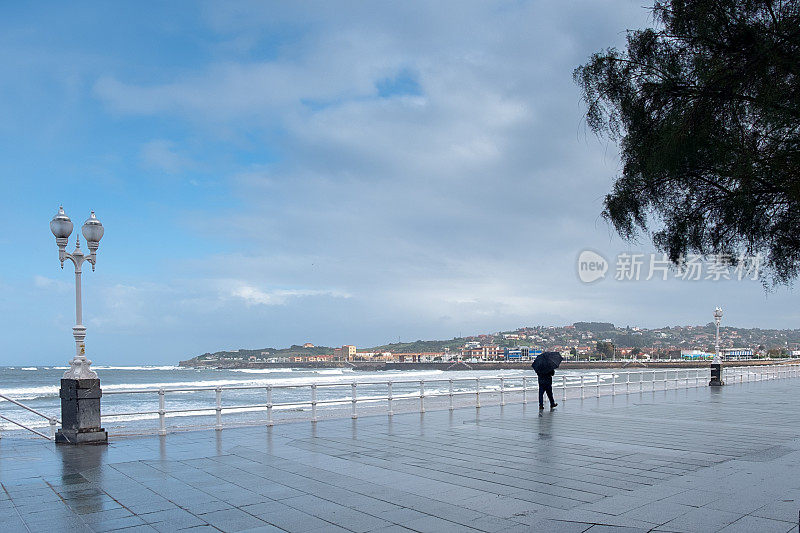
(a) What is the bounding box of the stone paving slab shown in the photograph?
[1,378,800,532]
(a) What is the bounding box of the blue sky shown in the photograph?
[1,1,797,365]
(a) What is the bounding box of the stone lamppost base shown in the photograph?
[55,378,108,445]
[709,364,725,386]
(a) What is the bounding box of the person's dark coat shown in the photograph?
[537,369,555,385]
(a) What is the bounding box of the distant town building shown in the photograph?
[461,345,504,360]
[342,345,356,361]
[722,348,754,359]
[504,346,542,360]
[303,342,315,348]
[681,349,713,360]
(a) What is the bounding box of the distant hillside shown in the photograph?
[367,338,467,354]
[180,322,800,365]
[572,322,616,333]
[190,344,335,362]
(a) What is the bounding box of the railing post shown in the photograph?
[449,379,455,410]
[387,382,393,416]
[419,380,425,413]
[562,375,566,402]
[158,388,166,436]
[49,418,58,440]
[626,372,630,394]
[522,377,527,405]
[580,375,584,399]
[695,369,699,387]
[500,377,505,406]
[311,384,317,423]
[652,370,656,391]
[639,371,643,393]
[612,374,616,395]
[596,374,600,398]
[475,378,481,408]
[351,382,358,419]
[266,386,273,427]
[215,388,222,431]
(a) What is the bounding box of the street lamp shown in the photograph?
[709,306,724,386]
[713,307,723,364]
[50,206,108,444]
[50,206,104,379]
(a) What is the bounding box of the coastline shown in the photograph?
[177,359,796,371]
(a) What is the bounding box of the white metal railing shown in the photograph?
[95,363,800,436]
[0,393,60,440]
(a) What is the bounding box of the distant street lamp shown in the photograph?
[713,307,723,364]
[50,206,104,379]
[709,307,724,386]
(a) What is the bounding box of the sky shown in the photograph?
[1,1,797,365]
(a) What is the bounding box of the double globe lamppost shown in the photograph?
[50,206,108,444]
[709,306,725,386]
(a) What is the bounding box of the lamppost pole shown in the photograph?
[709,307,724,386]
[50,206,108,444]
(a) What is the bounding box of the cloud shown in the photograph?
[140,140,196,174]
[33,275,71,292]
[87,1,692,337]
[229,284,351,306]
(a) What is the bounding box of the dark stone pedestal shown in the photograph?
[709,364,725,386]
[55,378,108,445]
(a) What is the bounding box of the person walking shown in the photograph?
[537,368,558,410]
[532,351,562,410]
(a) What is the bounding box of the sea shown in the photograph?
[0,365,662,437]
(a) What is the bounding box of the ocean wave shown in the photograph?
[20,367,38,371]
[93,366,180,371]
[0,385,59,400]
[229,368,300,374]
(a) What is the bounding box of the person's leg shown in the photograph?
[538,382,545,407]
[546,383,555,405]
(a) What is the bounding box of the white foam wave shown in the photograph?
[93,366,180,371]
[229,368,300,374]
[0,385,59,400]
[20,367,37,371]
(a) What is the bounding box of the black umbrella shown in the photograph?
[531,351,563,374]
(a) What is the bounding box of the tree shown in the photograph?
[596,341,615,359]
[575,0,800,283]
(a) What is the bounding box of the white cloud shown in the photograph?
[33,275,71,292]
[229,284,351,306]
[140,140,195,174]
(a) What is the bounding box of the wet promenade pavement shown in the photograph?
[1,378,799,532]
